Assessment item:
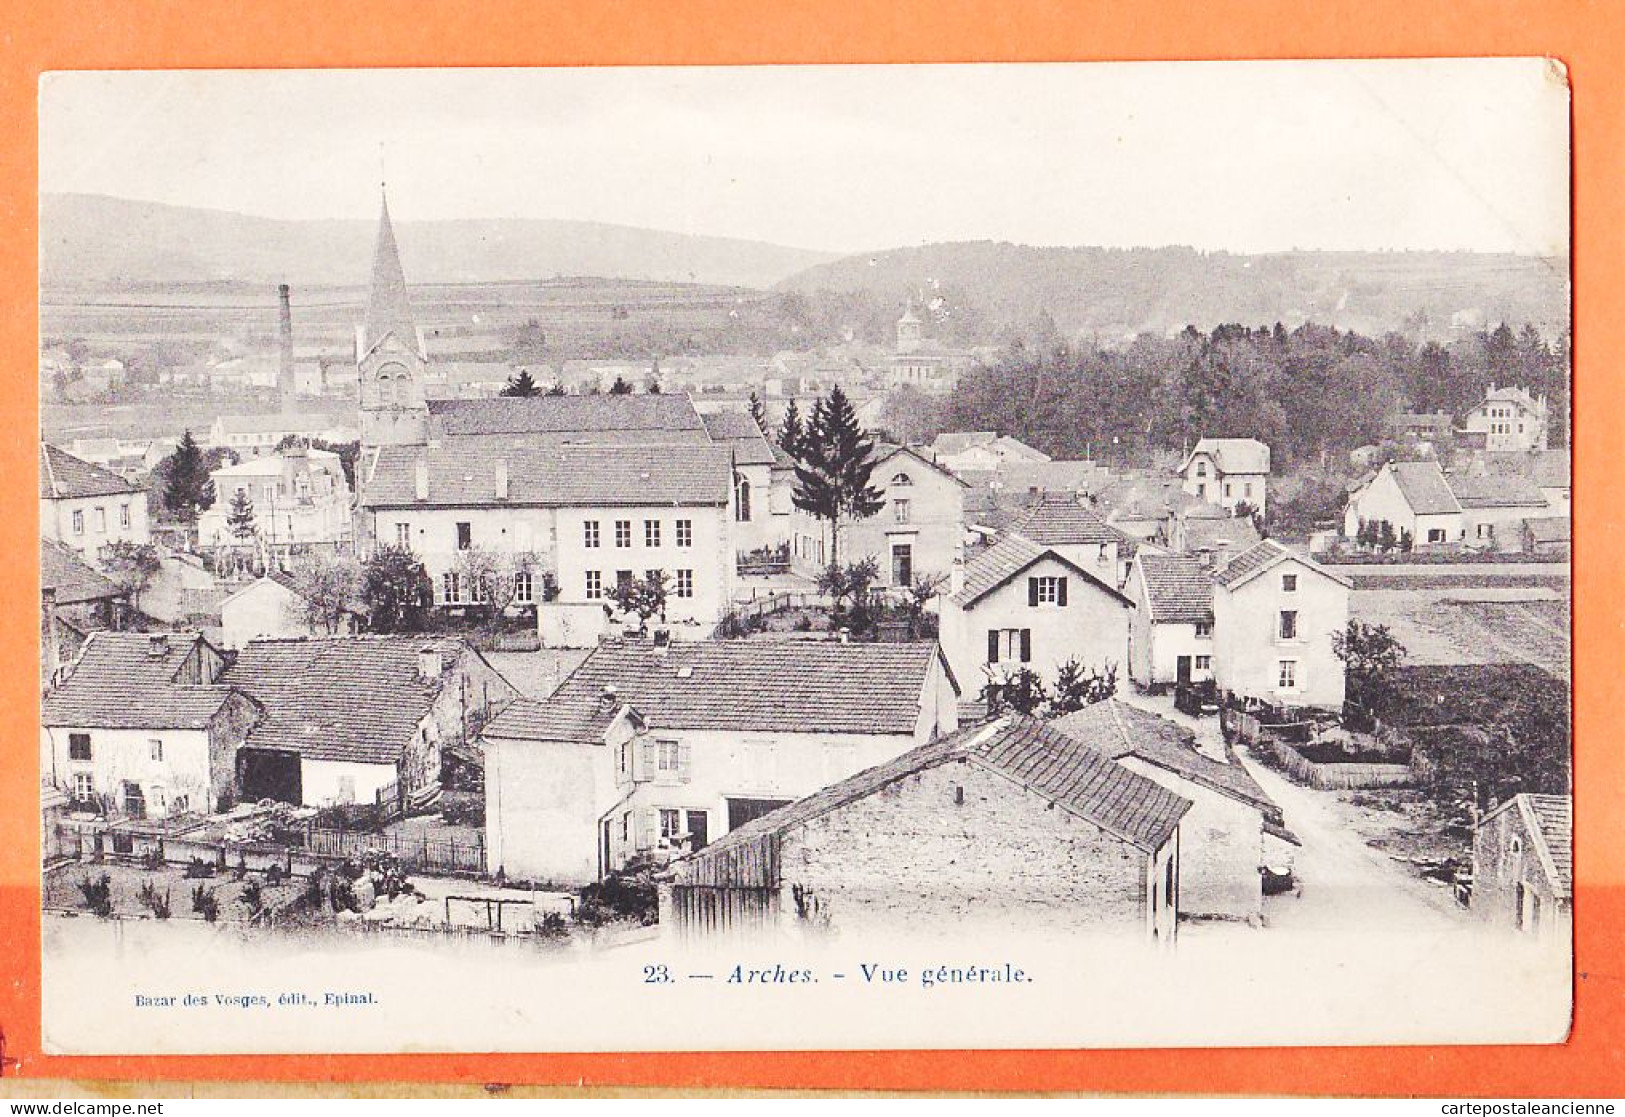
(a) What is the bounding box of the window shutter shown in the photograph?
[638,809,658,852]
[1028,578,1039,607]
[1057,577,1069,607]
[639,739,656,783]
[678,743,692,783]
[987,630,999,664]
[1020,629,1032,663]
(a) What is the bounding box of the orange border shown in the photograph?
[4,0,1621,1095]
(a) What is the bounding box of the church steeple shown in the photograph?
[362,189,422,359]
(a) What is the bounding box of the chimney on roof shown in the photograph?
[41,586,60,683]
[277,284,297,416]
[418,645,443,682]
[414,459,429,501]
[495,458,509,501]
[147,633,170,658]
[599,683,618,708]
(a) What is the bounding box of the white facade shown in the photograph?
[219,577,360,650]
[1463,388,1550,452]
[41,492,150,557]
[1212,552,1349,711]
[1342,463,1464,545]
[42,725,218,819]
[198,449,354,551]
[1181,451,1268,516]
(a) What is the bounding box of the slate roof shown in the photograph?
[362,193,421,358]
[1446,472,1549,510]
[360,442,731,508]
[1181,438,1271,475]
[1387,461,1463,515]
[1008,498,1126,547]
[222,636,469,765]
[701,410,778,466]
[483,640,950,744]
[41,539,123,606]
[997,460,1103,497]
[426,393,708,439]
[1050,700,1278,817]
[677,716,1192,883]
[1212,539,1351,590]
[1136,552,1213,624]
[1477,386,1546,414]
[40,444,140,500]
[42,632,239,730]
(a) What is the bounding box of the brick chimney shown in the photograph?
[277,283,297,416]
[414,459,430,501]
[147,633,170,658]
[418,644,443,682]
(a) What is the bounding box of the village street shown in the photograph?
[1116,691,1470,936]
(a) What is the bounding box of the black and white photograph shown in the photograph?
[35,60,1571,1054]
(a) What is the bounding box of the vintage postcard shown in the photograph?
[34,59,1572,1057]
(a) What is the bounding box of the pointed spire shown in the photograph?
[364,188,419,356]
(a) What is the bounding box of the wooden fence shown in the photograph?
[303,826,487,876]
[1254,734,1414,791]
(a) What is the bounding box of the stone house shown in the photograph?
[1127,551,1215,692]
[1051,700,1293,921]
[1179,438,1271,516]
[661,716,1190,942]
[481,640,961,885]
[1342,460,1464,546]
[41,632,258,819]
[1211,541,1350,712]
[1472,793,1571,947]
[40,443,151,557]
[939,532,1132,700]
[221,636,517,811]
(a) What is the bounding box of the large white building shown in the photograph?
[197,445,354,553]
[1463,385,1551,452]
[1179,438,1271,516]
[40,444,151,557]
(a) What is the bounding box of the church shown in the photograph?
[351,192,756,635]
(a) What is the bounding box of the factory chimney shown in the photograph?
[277,283,297,415]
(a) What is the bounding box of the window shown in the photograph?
[659,808,682,842]
[395,522,411,547]
[891,542,913,586]
[644,519,661,547]
[149,739,163,762]
[513,571,534,604]
[891,472,913,486]
[1224,483,1233,498]
[675,569,694,599]
[614,520,632,548]
[617,570,634,598]
[1195,483,1206,498]
[657,740,682,772]
[120,504,131,529]
[69,733,91,761]
[987,628,1032,664]
[1279,610,1298,641]
[456,522,472,550]
[735,476,752,522]
[1476,523,1492,539]
[172,794,189,814]
[584,520,601,548]
[893,499,912,524]
[73,772,94,800]
[71,509,84,535]
[675,519,693,548]
[1281,573,1298,592]
[1244,483,1253,499]
[263,483,277,504]
[1195,621,1213,639]
[1194,655,1212,670]
[1028,576,1067,606]
[1196,462,1208,478]
[621,812,630,843]
[441,571,462,604]
[585,571,603,599]
[1427,528,1446,544]
[1277,660,1298,690]
[618,741,631,778]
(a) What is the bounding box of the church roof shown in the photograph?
[362,192,421,360]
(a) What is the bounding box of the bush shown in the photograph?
[536,911,570,941]
[576,863,659,927]
[184,856,216,879]
[79,873,113,918]
[192,884,220,923]
[140,848,164,871]
[138,880,172,919]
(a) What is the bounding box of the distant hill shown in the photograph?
[41,194,839,290]
[777,241,1571,340]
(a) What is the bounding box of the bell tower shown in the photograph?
[896,299,924,354]
[357,188,430,451]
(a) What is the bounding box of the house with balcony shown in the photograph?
[197,444,355,555]
[481,640,961,884]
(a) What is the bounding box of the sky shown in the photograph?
[39,60,1569,257]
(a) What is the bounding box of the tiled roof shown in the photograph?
[1050,700,1277,816]
[1136,552,1213,624]
[1522,793,1572,898]
[40,444,140,500]
[426,393,708,439]
[360,442,731,508]
[1522,516,1571,543]
[41,540,123,605]
[875,444,968,487]
[930,431,997,456]
[1482,449,1570,491]
[42,632,238,730]
[1387,461,1462,515]
[1182,438,1270,475]
[1182,515,1262,554]
[701,411,778,466]
[1446,472,1548,510]
[223,637,469,766]
[1008,497,1126,547]
[680,716,1192,878]
[1480,386,1545,413]
[997,460,1103,497]
[483,640,948,744]
[1213,540,1352,591]
[1095,475,1200,522]
[212,412,342,435]
[950,534,1130,609]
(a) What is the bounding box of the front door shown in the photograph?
[686,809,710,852]
[891,543,913,587]
[1176,656,1193,686]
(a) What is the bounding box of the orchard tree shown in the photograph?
[288,555,362,635]
[613,569,670,628]
[1332,620,1408,718]
[361,545,433,633]
[100,541,161,613]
